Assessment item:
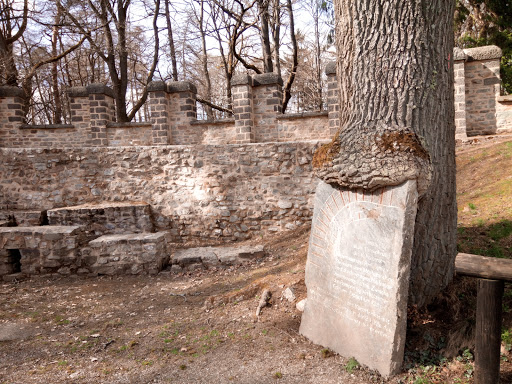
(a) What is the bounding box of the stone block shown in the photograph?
[0,226,80,275]
[48,202,154,235]
[0,210,46,226]
[88,232,169,275]
[300,180,418,377]
[172,245,265,267]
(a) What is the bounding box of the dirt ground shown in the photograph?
[2,226,506,384]
[0,227,391,384]
[2,137,512,384]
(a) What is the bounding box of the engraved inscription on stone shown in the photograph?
[299,180,418,377]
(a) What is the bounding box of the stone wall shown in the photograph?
[277,112,329,141]
[497,95,512,132]
[106,122,153,146]
[0,73,336,149]
[0,142,323,242]
[193,119,237,144]
[2,47,509,147]
[454,45,512,138]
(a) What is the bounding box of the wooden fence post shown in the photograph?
[475,278,504,384]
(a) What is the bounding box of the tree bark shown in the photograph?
[315,0,457,306]
[164,0,179,81]
[313,1,322,111]
[198,0,214,120]
[257,0,274,73]
[281,0,297,112]
[52,0,63,124]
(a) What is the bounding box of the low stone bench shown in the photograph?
[84,232,169,275]
[47,202,154,236]
[0,226,81,276]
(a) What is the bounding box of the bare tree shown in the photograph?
[210,0,256,110]
[0,0,28,86]
[64,0,160,122]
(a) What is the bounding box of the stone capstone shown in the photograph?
[166,81,197,94]
[464,45,502,61]
[0,86,26,98]
[453,47,468,61]
[231,74,254,86]
[253,73,283,86]
[325,62,336,76]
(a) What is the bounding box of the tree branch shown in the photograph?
[23,35,87,82]
[233,49,262,74]
[197,97,233,115]
[7,0,28,44]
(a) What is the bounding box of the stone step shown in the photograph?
[83,232,169,276]
[47,202,154,236]
[0,210,47,226]
[171,245,265,272]
[0,226,82,277]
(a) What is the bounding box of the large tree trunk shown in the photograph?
[314,0,457,306]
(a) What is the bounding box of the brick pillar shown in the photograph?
[67,84,115,146]
[325,62,340,137]
[252,73,283,142]
[148,81,171,145]
[67,86,91,144]
[231,74,255,144]
[0,86,25,147]
[453,48,468,140]
[463,45,502,136]
[166,81,198,144]
[87,84,115,146]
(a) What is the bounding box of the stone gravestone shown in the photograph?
[299,179,418,377]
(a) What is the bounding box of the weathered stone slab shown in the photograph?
[299,180,418,377]
[87,232,169,275]
[47,202,153,235]
[171,245,265,270]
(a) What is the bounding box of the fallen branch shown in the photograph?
[170,293,187,302]
[255,289,271,317]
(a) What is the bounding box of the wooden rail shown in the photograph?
[455,252,512,384]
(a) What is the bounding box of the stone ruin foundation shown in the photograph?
[0,203,170,279]
[0,201,269,281]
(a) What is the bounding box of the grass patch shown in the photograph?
[489,220,512,240]
[344,357,360,373]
